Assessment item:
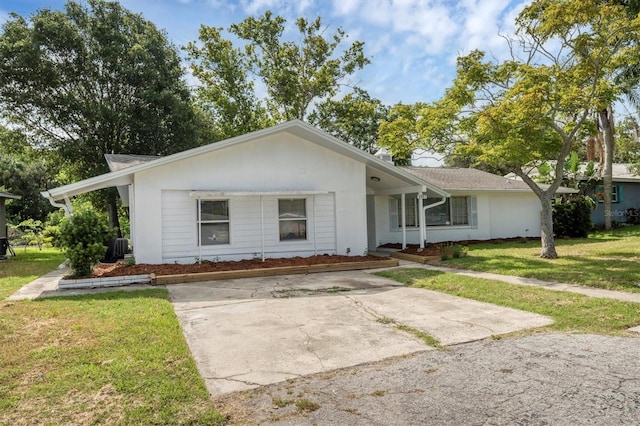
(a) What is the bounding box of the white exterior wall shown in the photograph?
[130,133,367,264]
[487,192,541,239]
[373,191,541,247]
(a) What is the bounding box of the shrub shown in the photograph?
[626,208,640,225]
[58,206,114,277]
[553,198,593,238]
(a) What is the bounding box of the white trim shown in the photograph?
[42,121,447,202]
[189,190,328,197]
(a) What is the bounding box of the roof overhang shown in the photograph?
[0,191,21,200]
[40,120,449,203]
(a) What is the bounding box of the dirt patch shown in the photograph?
[90,254,388,278]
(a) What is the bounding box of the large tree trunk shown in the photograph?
[539,195,558,258]
[599,107,615,230]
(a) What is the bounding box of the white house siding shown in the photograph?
[372,191,541,247]
[160,191,337,263]
[487,192,541,239]
[131,132,366,264]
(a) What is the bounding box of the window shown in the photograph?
[279,198,307,241]
[197,200,230,245]
[426,197,470,226]
[595,185,620,203]
[450,197,470,225]
[392,196,471,228]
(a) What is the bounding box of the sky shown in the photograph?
[0,0,531,106]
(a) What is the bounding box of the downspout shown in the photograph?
[418,192,448,250]
[260,195,265,261]
[41,191,73,217]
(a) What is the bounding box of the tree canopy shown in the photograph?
[378,0,640,258]
[0,0,202,183]
[185,11,370,139]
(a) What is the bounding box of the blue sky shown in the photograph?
[0,0,531,106]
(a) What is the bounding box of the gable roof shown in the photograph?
[42,120,448,201]
[105,154,159,172]
[404,167,578,194]
[403,167,535,191]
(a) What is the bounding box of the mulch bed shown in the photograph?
[91,254,388,278]
[379,237,540,257]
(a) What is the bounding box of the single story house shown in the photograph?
[42,120,548,264]
[587,164,640,227]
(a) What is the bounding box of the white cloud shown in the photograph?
[240,0,313,16]
[332,0,459,55]
[0,10,10,25]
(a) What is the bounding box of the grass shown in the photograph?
[438,225,640,292]
[377,268,640,336]
[0,247,66,299]
[1,250,226,425]
[0,291,226,425]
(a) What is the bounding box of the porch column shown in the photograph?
[401,193,407,249]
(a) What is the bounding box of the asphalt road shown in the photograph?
[217,333,640,425]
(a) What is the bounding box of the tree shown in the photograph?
[380,1,640,258]
[185,11,370,132]
[185,25,272,140]
[378,103,430,165]
[0,0,203,228]
[0,127,58,222]
[308,88,389,154]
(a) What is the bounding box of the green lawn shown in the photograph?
[0,247,66,299]
[440,225,640,292]
[377,268,640,336]
[0,250,226,425]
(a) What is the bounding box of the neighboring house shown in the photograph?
[41,120,552,264]
[587,164,640,227]
[506,163,640,227]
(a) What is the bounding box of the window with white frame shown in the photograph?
[197,200,230,245]
[279,198,307,241]
[595,185,619,203]
[426,197,470,226]
[392,196,471,228]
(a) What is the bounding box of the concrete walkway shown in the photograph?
[388,261,640,303]
[6,265,156,300]
[8,259,640,304]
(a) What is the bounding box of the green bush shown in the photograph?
[553,198,593,238]
[58,206,114,277]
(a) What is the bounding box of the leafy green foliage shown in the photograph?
[378,1,640,259]
[309,88,389,153]
[0,0,202,184]
[58,206,113,277]
[553,198,594,238]
[185,10,370,138]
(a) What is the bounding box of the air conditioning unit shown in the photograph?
[114,238,129,259]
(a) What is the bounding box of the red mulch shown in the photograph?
[91,254,388,278]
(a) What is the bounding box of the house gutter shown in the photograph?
[41,191,73,217]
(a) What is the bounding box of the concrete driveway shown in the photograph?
[167,270,552,396]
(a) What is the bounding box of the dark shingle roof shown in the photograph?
[104,154,160,172]
[403,167,534,191]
